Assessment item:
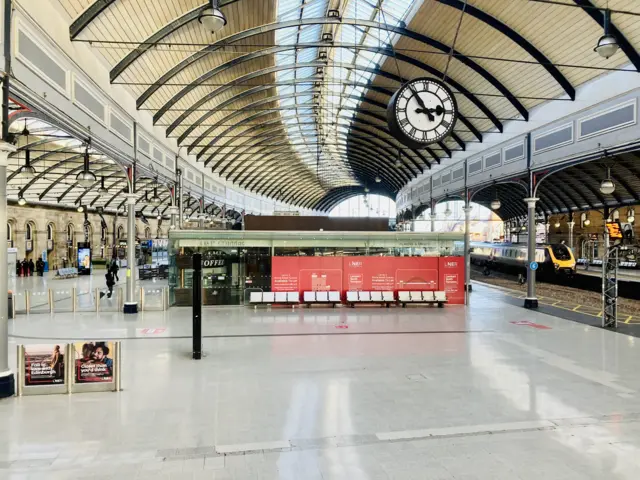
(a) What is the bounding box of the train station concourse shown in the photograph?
[4,0,640,478]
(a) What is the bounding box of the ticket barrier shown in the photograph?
[11,287,170,314]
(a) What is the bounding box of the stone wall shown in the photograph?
[7,205,167,269]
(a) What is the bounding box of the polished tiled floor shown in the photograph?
[2,283,640,479]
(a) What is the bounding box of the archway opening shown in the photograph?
[412,201,504,242]
[328,194,396,218]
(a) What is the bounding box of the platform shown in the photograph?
[577,265,640,283]
[1,284,640,479]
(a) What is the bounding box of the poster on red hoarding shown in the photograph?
[343,257,438,292]
[439,257,465,304]
[272,257,343,293]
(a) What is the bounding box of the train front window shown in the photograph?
[552,244,571,260]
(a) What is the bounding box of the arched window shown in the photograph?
[67,223,74,242]
[117,225,124,239]
[47,223,54,241]
[144,227,151,239]
[7,223,11,242]
[101,224,107,242]
[25,223,33,241]
[156,227,163,239]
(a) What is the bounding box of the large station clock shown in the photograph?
[387,77,458,149]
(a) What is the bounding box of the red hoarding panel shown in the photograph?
[343,256,439,292]
[271,257,343,294]
[439,257,465,304]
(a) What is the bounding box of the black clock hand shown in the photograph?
[408,85,435,121]
[415,105,447,116]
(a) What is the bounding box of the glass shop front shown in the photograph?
[168,231,464,306]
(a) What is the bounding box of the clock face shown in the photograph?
[386,77,458,149]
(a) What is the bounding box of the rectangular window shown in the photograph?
[17,29,67,93]
[110,111,132,143]
[579,101,636,140]
[73,78,106,123]
[504,143,525,163]
[533,124,573,154]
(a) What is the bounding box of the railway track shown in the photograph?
[470,266,640,318]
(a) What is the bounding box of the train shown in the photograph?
[470,242,576,277]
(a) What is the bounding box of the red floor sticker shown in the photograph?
[140,328,166,334]
[335,325,348,329]
[510,321,551,330]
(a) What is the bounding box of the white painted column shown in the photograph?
[0,141,17,397]
[124,194,138,314]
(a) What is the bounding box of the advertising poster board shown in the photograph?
[342,257,439,292]
[24,344,65,386]
[73,341,114,384]
[272,257,343,293]
[438,257,465,304]
[77,243,91,275]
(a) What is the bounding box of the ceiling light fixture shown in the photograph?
[150,181,161,206]
[375,175,381,183]
[97,176,108,194]
[76,144,96,187]
[77,205,84,213]
[490,184,500,210]
[600,166,615,194]
[594,9,620,59]
[554,220,561,228]
[628,209,635,224]
[19,149,35,179]
[444,203,452,218]
[198,0,227,34]
[17,195,26,206]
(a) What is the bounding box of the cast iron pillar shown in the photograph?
[568,217,575,252]
[430,212,436,232]
[177,168,183,230]
[0,142,16,397]
[124,194,138,314]
[463,204,472,295]
[524,197,539,309]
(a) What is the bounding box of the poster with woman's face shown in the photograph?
[73,342,114,384]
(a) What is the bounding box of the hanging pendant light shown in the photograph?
[150,182,161,206]
[444,202,452,217]
[554,219,561,228]
[594,9,620,59]
[198,0,227,34]
[76,145,96,187]
[97,177,108,194]
[17,195,27,206]
[19,149,35,179]
[628,208,635,224]
[490,185,500,210]
[364,186,370,193]
[375,174,381,183]
[599,166,615,194]
[77,205,84,213]
[395,149,402,168]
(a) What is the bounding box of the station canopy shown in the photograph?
[53,0,640,213]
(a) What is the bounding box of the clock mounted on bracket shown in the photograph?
[387,77,458,149]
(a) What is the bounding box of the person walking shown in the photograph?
[28,259,35,276]
[104,270,115,299]
[110,259,120,282]
[20,258,28,277]
[36,257,44,276]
